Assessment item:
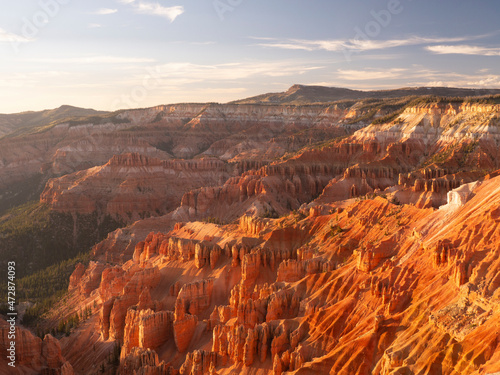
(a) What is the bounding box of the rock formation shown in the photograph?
[122,308,175,358]
[10,96,500,375]
[41,153,231,222]
[173,299,198,353]
[69,261,106,296]
[177,279,215,316]
[0,320,74,374]
[120,347,177,375]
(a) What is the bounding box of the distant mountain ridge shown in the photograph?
[231,84,500,105]
[2,84,500,138]
[0,105,108,138]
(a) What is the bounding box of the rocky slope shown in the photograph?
[0,90,496,214]
[41,153,232,223]
[29,101,377,224]
[55,169,500,374]
[173,101,500,223]
[0,105,106,138]
[5,92,500,374]
[0,101,359,214]
[42,101,500,230]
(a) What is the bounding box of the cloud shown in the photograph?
[337,68,407,81]
[0,71,70,88]
[107,61,323,91]
[117,0,184,22]
[195,87,248,95]
[255,36,474,53]
[135,3,183,21]
[189,41,216,46]
[398,66,500,88]
[30,56,156,64]
[0,28,33,43]
[418,74,500,88]
[253,38,343,52]
[310,64,500,90]
[148,61,323,82]
[88,24,102,28]
[467,76,500,87]
[347,36,468,51]
[426,45,500,56]
[94,8,118,15]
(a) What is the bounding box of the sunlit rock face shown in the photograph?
[9,97,500,375]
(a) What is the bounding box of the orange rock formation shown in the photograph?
[7,98,500,374]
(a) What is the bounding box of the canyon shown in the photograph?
[2,86,500,374]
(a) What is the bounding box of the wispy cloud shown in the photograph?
[0,71,70,88]
[255,36,475,53]
[88,24,102,29]
[349,36,468,51]
[94,8,118,15]
[416,74,500,88]
[146,61,323,83]
[397,66,500,88]
[0,28,33,43]
[310,64,500,90]
[30,56,156,64]
[117,0,184,22]
[337,68,407,81]
[189,41,216,46]
[195,87,248,95]
[426,45,500,56]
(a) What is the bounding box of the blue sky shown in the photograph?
[0,0,499,113]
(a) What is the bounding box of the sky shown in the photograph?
[0,0,499,113]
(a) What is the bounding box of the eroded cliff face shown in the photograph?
[27,102,500,226]
[9,99,500,375]
[20,99,369,226]
[0,102,356,191]
[175,104,500,222]
[41,153,231,222]
[356,102,500,144]
[2,101,498,192]
[174,161,342,223]
[56,170,500,374]
[0,319,74,374]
